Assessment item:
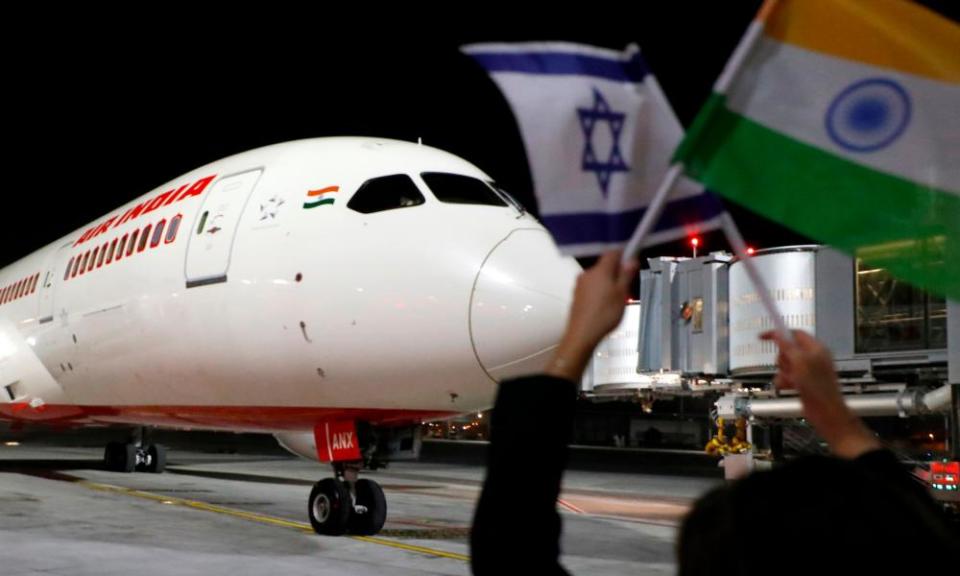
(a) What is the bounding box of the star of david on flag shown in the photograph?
[462,42,722,256]
[579,88,631,197]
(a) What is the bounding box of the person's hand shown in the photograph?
[761,330,881,459]
[566,250,640,350]
[545,251,639,381]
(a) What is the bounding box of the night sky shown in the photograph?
[5,2,955,268]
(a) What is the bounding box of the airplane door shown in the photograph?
[37,243,73,324]
[185,169,262,287]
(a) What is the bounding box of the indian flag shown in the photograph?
[675,0,960,299]
[304,186,338,209]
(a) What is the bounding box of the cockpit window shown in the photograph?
[488,181,527,215]
[347,174,425,214]
[420,173,507,207]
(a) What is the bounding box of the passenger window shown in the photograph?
[96,243,107,268]
[127,231,139,257]
[166,214,182,243]
[151,221,165,248]
[138,225,152,252]
[347,174,425,214]
[421,173,507,207]
[80,251,91,275]
[117,235,128,260]
[30,274,38,293]
[65,257,75,281]
[106,238,117,264]
[71,256,81,278]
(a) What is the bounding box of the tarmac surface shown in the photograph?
[0,440,720,575]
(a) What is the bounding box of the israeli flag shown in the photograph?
[462,42,722,256]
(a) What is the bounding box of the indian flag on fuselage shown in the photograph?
[304,186,339,209]
[675,0,960,299]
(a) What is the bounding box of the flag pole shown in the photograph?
[621,0,790,340]
[621,0,778,265]
[714,0,792,342]
[719,212,792,341]
[621,163,684,264]
[621,173,792,342]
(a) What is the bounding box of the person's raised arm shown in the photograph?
[545,251,640,382]
[761,330,881,459]
[471,251,638,576]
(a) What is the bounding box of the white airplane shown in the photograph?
[0,137,580,535]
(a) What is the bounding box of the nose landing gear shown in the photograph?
[103,428,167,473]
[308,461,386,536]
[103,441,167,473]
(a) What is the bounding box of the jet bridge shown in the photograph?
[582,245,958,463]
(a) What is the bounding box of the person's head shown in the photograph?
[678,455,957,575]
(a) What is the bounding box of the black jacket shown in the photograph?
[471,375,959,575]
[470,375,578,576]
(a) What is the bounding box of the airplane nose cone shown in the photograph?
[470,229,581,381]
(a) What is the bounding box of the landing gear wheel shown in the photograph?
[146,444,167,473]
[349,479,387,536]
[104,442,136,473]
[308,478,352,535]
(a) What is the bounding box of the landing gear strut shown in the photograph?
[103,428,166,473]
[308,461,386,536]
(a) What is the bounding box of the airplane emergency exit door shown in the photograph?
[185,169,262,287]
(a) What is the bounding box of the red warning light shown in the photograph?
[747,247,756,255]
[690,237,699,247]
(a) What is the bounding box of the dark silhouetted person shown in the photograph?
[471,251,957,575]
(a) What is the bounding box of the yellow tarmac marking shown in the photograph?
[72,478,470,562]
[351,536,471,561]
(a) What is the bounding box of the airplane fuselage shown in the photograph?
[0,138,579,434]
